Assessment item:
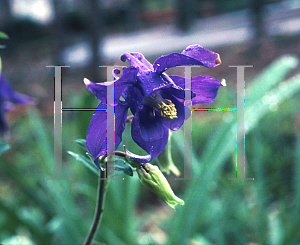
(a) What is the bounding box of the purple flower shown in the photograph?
[84,44,225,165]
[0,72,35,136]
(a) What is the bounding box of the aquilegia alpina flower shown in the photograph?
[0,72,35,136]
[84,44,225,166]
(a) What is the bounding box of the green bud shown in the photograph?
[156,131,180,176]
[137,163,185,210]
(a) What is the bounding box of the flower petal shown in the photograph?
[0,73,35,105]
[160,91,186,131]
[122,85,144,115]
[128,52,154,71]
[115,101,130,151]
[168,75,185,89]
[169,75,224,105]
[163,75,196,102]
[153,44,221,74]
[86,101,129,167]
[86,103,108,162]
[191,75,224,104]
[137,71,172,97]
[83,66,138,104]
[131,105,169,160]
[121,53,172,97]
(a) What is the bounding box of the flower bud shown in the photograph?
[137,163,184,209]
[156,131,180,176]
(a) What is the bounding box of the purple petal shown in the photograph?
[137,71,172,97]
[191,75,225,104]
[83,66,138,104]
[169,75,223,105]
[121,53,153,72]
[86,103,107,161]
[169,75,185,89]
[3,101,14,111]
[121,53,171,97]
[115,101,130,151]
[128,52,154,71]
[0,73,35,105]
[131,105,169,160]
[153,44,221,74]
[122,85,144,115]
[86,101,129,167]
[164,75,196,101]
[160,91,186,131]
[8,91,35,105]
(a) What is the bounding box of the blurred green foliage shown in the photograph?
[1,54,300,245]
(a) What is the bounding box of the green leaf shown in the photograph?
[73,139,133,176]
[168,56,300,245]
[0,32,9,39]
[74,139,88,152]
[114,159,133,177]
[245,73,300,132]
[247,55,298,105]
[67,151,99,175]
[0,32,9,49]
[68,148,134,177]
[0,142,10,155]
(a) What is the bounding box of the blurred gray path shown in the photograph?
[63,0,300,65]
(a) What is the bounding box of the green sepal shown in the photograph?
[74,139,88,152]
[67,151,99,175]
[70,139,134,177]
[114,159,133,176]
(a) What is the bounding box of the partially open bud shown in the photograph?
[156,131,180,176]
[137,163,184,209]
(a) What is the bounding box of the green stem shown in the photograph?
[83,169,107,245]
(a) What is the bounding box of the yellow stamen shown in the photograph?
[157,99,177,121]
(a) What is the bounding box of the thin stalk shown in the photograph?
[83,169,107,245]
[126,115,134,123]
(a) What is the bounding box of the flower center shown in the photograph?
[143,92,178,121]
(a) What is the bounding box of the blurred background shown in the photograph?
[0,0,300,244]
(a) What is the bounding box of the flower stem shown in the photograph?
[83,169,107,245]
[126,115,134,123]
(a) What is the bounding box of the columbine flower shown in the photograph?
[136,163,184,209]
[84,44,225,165]
[0,72,35,136]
